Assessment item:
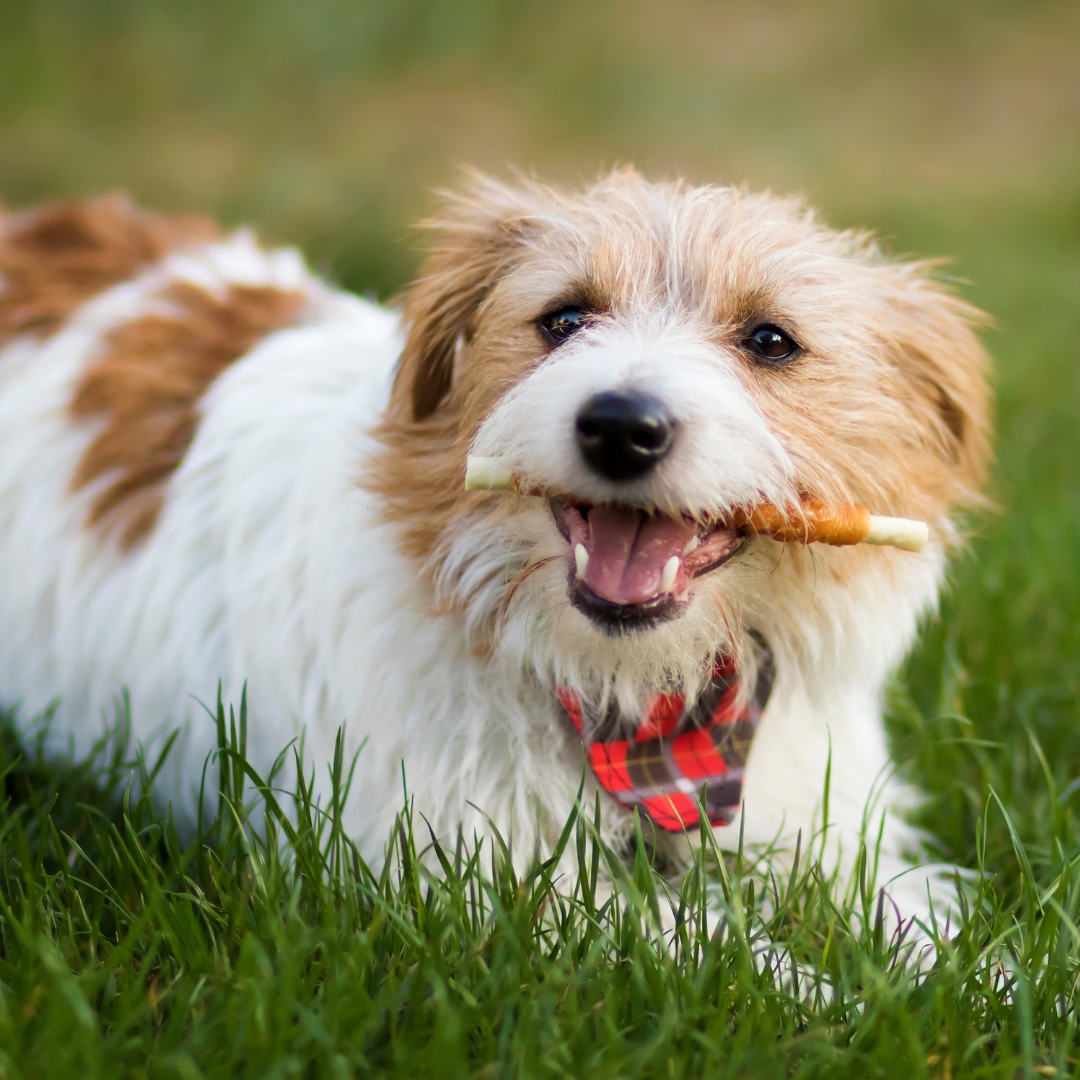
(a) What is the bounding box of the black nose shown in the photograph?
[575,391,675,482]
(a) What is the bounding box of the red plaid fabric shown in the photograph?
[556,646,774,832]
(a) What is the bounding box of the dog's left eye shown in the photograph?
[744,325,799,363]
[539,306,590,346]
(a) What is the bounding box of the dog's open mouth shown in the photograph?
[550,499,744,633]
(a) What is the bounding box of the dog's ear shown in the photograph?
[392,177,532,422]
[884,269,993,500]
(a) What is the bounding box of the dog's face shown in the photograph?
[372,171,990,694]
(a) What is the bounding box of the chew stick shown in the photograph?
[464,456,518,493]
[463,455,929,553]
[730,497,929,553]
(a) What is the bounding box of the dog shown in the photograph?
[0,170,990,923]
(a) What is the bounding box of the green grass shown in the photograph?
[2,0,1080,1075]
[1,690,1078,1080]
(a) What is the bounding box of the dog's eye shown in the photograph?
[744,325,799,363]
[539,306,590,346]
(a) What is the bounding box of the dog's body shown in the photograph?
[0,174,990,919]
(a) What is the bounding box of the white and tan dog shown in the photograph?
[0,171,990,919]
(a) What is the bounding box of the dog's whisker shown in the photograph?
[500,555,562,619]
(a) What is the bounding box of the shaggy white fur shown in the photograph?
[0,174,991,931]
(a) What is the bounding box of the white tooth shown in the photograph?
[661,555,680,594]
[683,535,700,555]
[575,544,589,579]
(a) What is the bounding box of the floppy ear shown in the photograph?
[391,179,531,422]
[884,268,993,506]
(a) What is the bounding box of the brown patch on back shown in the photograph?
[0,194,219,341]
[70,281,306,547]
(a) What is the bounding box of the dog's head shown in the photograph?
[371,169,991,695]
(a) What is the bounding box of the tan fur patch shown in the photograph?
[71,281,306,547]
[0,194,219,341]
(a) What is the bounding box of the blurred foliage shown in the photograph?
[1,0,1078,293]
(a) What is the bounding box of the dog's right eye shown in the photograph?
[539,306,589,346]
[743,324,800,364]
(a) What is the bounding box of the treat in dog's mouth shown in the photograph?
[550,498,743,631]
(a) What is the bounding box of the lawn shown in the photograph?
[1,0,1080,1075]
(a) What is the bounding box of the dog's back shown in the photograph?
[0,195,405,820]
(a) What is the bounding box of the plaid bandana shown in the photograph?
[556,646,775,832]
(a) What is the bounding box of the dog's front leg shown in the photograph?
[703,674,956,937]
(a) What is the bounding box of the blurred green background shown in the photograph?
[2,0,1080,863]
[3,0,1078,295]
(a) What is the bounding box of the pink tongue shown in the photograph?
[584,506,697,605]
